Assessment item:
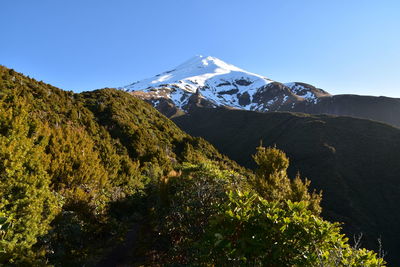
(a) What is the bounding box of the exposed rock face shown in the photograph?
[218,88,239,95]
[285,82,331,99]
[251,82,298,111]
[151,98,180,118]
[183,89,217,112]
[235,78,253,86]
[237,92,251,106]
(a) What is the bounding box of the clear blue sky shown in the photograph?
[1,0,400,97]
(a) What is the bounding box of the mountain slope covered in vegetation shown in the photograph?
[0,65,240,265]
[0,66,386,266]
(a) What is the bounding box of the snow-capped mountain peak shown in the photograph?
[124,55,273,94]
[121,56,331,114]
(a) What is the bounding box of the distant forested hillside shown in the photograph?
[173,107,400,266]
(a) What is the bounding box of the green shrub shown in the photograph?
[0,102,59,264]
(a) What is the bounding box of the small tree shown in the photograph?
[252,145,322,214]
[252,145,291,201]
[291,173,322,215]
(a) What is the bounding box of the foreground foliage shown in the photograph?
[203,191,385,266]
[151,147,385,266]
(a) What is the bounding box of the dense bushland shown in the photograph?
[0,66,385,266]
[0,66,236,265]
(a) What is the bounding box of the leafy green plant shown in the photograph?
[202,190,386,266]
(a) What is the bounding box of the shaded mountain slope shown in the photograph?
[173,108,400,265]
[282,94,400,128]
